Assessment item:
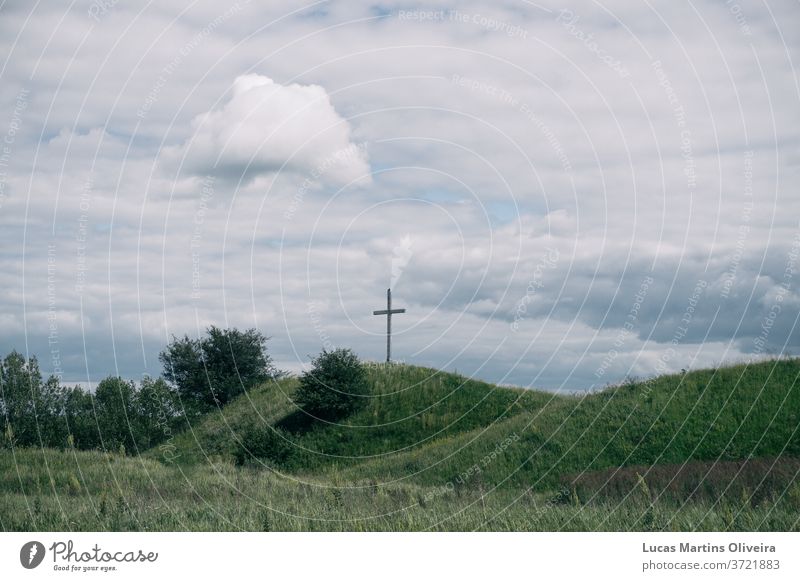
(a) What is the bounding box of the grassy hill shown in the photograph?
[341,358,800,490]
[160,364,557,467]
[162,358,800,491]
[3,357,799,531]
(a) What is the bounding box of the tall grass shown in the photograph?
[4,358,799,531]
[2,447,798,531]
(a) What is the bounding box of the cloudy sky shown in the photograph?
[1,0,798,390]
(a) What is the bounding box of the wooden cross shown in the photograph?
[373,288,405,362]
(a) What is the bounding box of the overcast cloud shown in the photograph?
[1,0,798,390]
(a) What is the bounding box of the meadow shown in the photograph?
[2,358,799,531]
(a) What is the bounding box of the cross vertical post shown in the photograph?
[373,288,406,362]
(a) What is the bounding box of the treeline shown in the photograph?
[0,351,182,453]
[1,326,279,454]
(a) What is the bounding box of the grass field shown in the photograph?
[2,358,799,531]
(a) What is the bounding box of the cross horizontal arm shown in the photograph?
[373,308,406,315]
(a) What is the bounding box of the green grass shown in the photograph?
[3,357,800,531]
[161,364,556,469]
[2,447,798,531]
[164,358,800,491]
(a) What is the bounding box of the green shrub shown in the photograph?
[159,326,280,410]
[293,349,369,421]
[234,424,293,466]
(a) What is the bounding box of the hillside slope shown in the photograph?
[342,358,800,489]
[162,364,558,466]
[161,358,800,493]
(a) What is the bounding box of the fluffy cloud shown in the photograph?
[160,74,371,185]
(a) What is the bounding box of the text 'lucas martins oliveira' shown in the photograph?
[643,542,776,553]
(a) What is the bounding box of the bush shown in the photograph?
[293,349,369,421]
[234,424,294,466]
[159,326,279,410]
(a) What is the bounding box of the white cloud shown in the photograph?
[160,74,371,185]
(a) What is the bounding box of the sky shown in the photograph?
[0,0,798,390]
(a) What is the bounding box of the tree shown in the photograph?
[159,326,278,410]
[36,375,68,448]
[293,348,369,421]
[0,349,185,454]
[0,350,65,447]
[62,385,99,450]
[94,377,139,454]
[0,351,41,446]
[135,376,181,448]
[157,335,204,409]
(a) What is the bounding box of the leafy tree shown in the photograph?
[1,350,183,454]
[293,348,369,421]
[160,326,278,410]
[135,376,181,448]
[201,326,276,406]
[0,351,65,447]
[94,377,139,454]
[157,335,204,409]
[37,375,68,447]
[0,351,41,446]
[62,386,99,450]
